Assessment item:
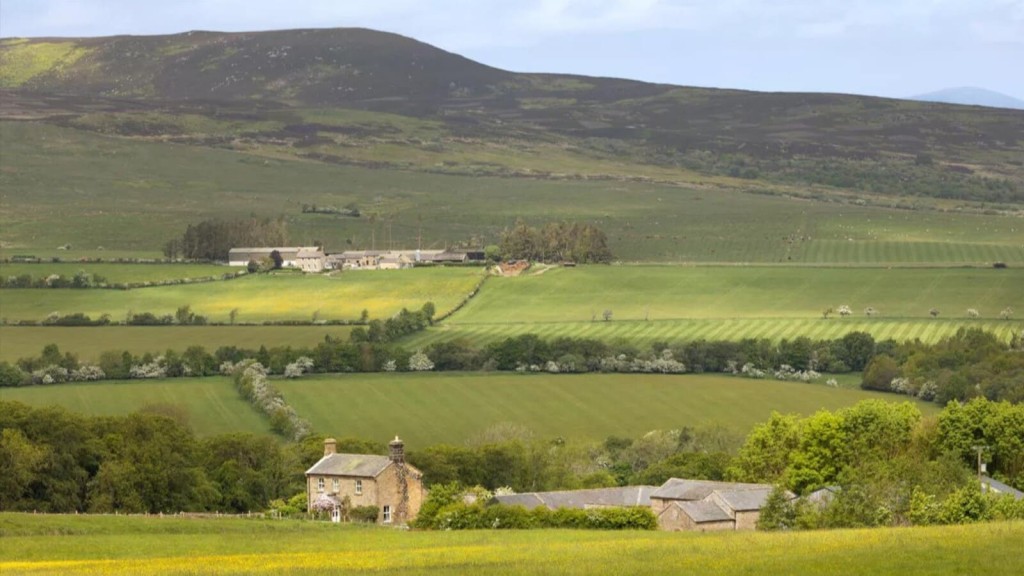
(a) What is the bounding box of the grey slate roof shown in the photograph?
[983,476,1024,500]
[305,453,394,478]
[676,501,733,523]
[651,479,772,501]
[494,486,656,510]
[713,488,776,511]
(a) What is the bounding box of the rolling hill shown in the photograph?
[2,28,1024,263]
[2,27,1023,208]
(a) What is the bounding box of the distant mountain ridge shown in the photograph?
[910,87,1024,110]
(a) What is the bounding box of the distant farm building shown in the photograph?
[305,437,425,525]
[228,247,325,272]
[328,249,474,270]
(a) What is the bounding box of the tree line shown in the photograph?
[162,216,288,261]
[3,398,1021,527]
[4,328,1022,405]
[499,219,612,263]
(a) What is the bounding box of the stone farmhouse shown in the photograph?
[305,437,425,525]
[227,247,325,272]
[650,479,780,531]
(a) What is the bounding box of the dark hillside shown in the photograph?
[2,27,1023,203]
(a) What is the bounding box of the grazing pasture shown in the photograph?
[0,378,271,436]
[3,122,1023,264]
[0,325,353,362]
[0,513,1020,575]
[279,372,936,448]
[0,373,932,446]
[0,267,483,324]
[403,265,1024,347]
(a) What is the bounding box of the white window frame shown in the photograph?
[317,478,324,493]
[355,479,363,495]
[383,505,392,523]
[332,478,339,492]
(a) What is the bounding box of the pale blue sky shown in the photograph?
[1,0,1021,99]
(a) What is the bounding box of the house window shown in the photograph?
[355,480,363,495]
[383,505,392,523]
[332,478,339,492]
[317,478,324,493]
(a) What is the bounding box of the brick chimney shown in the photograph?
[324,438,337,457]
[389,435,405,464]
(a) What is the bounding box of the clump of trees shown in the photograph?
[861,328,1024,404]
[163,216,288,260]
[499,219,612,263]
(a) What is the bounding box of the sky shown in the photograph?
[1,0,1022,100]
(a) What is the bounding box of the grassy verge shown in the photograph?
[0,513,1021,575]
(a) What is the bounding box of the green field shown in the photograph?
[0,267,483,324]
[407,317,1024,349]
[0,262,231,284]
[0,373,932,446]
[3,122,1023,264]
[1,514,1021,575]
[0,326,353,362]
[279,372,936,447]
[399,265,1024,347]
[0,378,271,436]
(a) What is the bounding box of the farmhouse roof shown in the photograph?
[296,248,325,258]
[494,486,656,510]
[305,453,394,478]
[676,500,733,523]
[651,479,772,501]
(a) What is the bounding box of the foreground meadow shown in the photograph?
[1,514,1021,575]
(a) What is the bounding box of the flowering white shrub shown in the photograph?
[130,356,167,379]
[408,351,435,371]
[70,365,105,381]
[837,305,852,317]
[284,356,315,378]
[382,359,397,372]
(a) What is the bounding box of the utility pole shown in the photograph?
[971,444,988,484]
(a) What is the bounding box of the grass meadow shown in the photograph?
[0,378,271,436]
[0,372,930,446]
[278,372,935,447]
[1,513,1021,575]
[403,265,1024,347]
[0,326,353,362]
[0,267,483,324]
[3,122,1023,264]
